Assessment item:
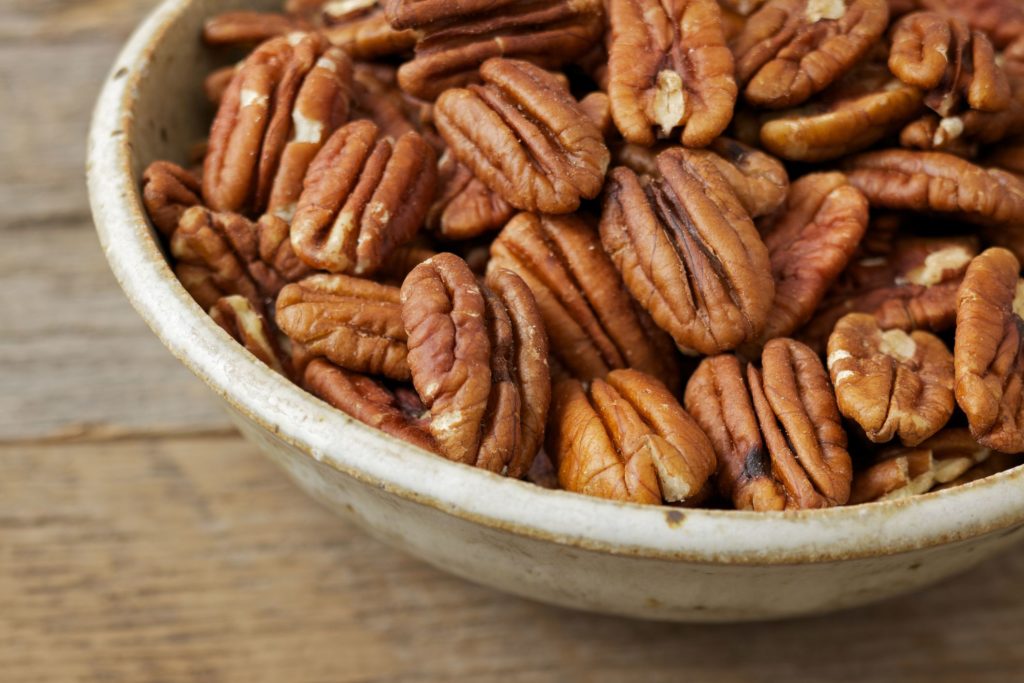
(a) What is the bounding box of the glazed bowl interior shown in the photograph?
[89,0,1024,572]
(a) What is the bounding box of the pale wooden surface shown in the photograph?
[2,2,1024,681]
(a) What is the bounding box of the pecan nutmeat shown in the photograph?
[601,147,775,355]
[955,247,1024,453]
[290,119,437,275]
[141,161,202,237]
[427,150,514,240]
[828,313,954,446]
[203,11,307,46]
[322,2,417,60]
[210,295,291,377]
[434,58,609,214]
[607,0,737,147]
[548,369,717,505]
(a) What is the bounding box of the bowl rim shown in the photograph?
[87,0,1024,566]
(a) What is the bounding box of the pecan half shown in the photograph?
[828,313,954,445]
[202,11,307,47]
[401,254,550,476]
[210,295,291,377]
[919,0,1024,52]
[601,147,775,355]
[548,369,716,504]
[321,1,417,60]
[488,212,679,384]
[889,11,1010,117]
[426,150,514,240]
[848,428,993,503]
[304,358,437,453]
[955,247,1024,453]
[141,161,201,237]
[435,58,609,214]
[276,273,409,381]
[732,0,890,109]
[290,120,437,275]
[751,338,852,508]
[394,0,604,100]
[607,0,736,147]
[684,354,788,511]
[382,0,522,29]
[203,34,353,217]
[756,173,869,344]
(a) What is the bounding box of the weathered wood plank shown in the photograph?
[1,434,1023,683]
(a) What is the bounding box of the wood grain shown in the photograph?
[2,1,1024,681]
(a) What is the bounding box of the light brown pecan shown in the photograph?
[828,313,954,445]
[720,0,770,15]
[578,91,614,139]
[276,273,409,381]
[756,173,869,344]
[600,147,775,355]
[955,247,1024,453]
[426,150,514,240]
[394,0,604,100]
[435,58,609,214]
[203,34,353,217]
[548,369,716,505]
[290,120,437,275]
[304,358,437,453]
[401,254,550,476]
[889,12,1011,118]
[210,295,291,377]
[141,161,202,237]
[935,451,1022,490]
[607,0,736,147]
[848,428,993,503]
[202,11,308,47]
[684,355,788,511]
[748,338,852,508]
[732,0,890,109]
[321,1,418,60]
[488,212,679,385]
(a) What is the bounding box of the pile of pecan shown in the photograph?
[142,0,1024,511]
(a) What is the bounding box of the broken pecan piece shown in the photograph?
[488,212,678,384]
[290,119,437,275]
[601,147,775,355]
[684,354,788,511]
[304,358,437,453]
[401,254,550,476]
[210,295,291,377]
[828,313,954,445]
[955,247,1024,453]
[141,161,202,237]
[607,0,736,147]
[732,0,890,109]
[749,338,852,508]
[435,58,609,214]
[849,429,993,503]
[276,273,409,381]
[548,369,716,505]
[426,150,514,240]
[756,173,868,344]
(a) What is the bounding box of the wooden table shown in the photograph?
[3,2,1023,681]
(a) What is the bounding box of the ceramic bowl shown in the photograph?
[88,0,1024,622]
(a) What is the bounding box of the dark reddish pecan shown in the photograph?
[141,161,201,237]
[684,354,788,511]
[290,120,437,275]
[394,0,604,100]
[304,359,437,453]
[202,11,307,46]
[955,248,1024,453]
[426,150,514,240]
[889,12,1010,118]
[276,273,409,381]
[828,313,954,445]
[488,212,679,384]
[600,147,775,355]
[548,369,717,504]
[748,338,852,508]
[849,429,993,503]
[607,0,736,147]
[732,0,890,109]
[756,173,868,344]
[435,58,609,214]
[203,34,352,217]
[401,254,550,476]
[210,295,291,377]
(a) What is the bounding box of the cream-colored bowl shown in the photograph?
[88,0,1024,622]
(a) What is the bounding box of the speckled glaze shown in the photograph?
[88,0,1024,622]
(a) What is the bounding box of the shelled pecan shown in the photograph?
[321,1,417,59]
[141,161,202,237]
[426,151,514,240]
[210,294,291,376]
